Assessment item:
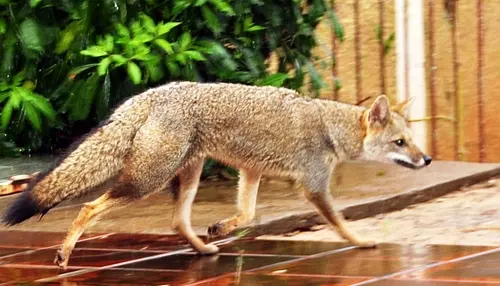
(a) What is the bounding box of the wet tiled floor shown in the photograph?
[0,231,498,285]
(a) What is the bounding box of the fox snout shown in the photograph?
[423,154,432,166]
[417,153,432,168]
[386,151,432,170]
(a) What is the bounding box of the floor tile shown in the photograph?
[405,250,500,282]
[217,239,349,256]
[32,255,298,285]
[32,268,185,285]
[193,273,368,286]
[416,244,494,261]
[253,245,432,277]
[0,231,101,249]
[0,248,27,260]
[367,278,500,285]
[74,233,198,252]
[0,266,73,284]
[329,244,493,263]
[116,253,295,282]
[4,248,153,268]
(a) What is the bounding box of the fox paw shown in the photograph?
[208,221,233,238]
[355,240,377,249]
[197,243,219,255]
[54,249,68,269]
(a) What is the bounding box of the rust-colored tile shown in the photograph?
[0,248,27,260]
[36,269,185,285]
[0,231,66,249]
[75,234,349,257]
[419,244,495,261]
[368,278,498,285]
[193,273,368,286]
[4,248,152,268]
[406,250,500,282]
[117,253,294,283]
[0,231,103,249]
[74,232,196,252]
[218,239,349,256]
[253,245,430,277]
[250,244,494,278]
[330,244,493,263]
[0,266,73,284]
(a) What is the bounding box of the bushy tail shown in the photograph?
[3,95,151,226]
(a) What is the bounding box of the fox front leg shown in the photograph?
[208,169,262,237]
[302,164,376,248]
[173,159,219,254]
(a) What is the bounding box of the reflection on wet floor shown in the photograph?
[0,230,498,285]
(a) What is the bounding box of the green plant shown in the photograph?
[79,15,185,84]
[376,25,395,56]
[0,0,342,167]
[0,132,22,157]
[0,71,56,132]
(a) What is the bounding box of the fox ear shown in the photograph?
[368,95,391,127]
[391,97,414,117]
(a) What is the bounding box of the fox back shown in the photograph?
[145,82,430,176]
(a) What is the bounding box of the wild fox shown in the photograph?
[3,82,431,269]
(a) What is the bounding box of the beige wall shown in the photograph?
[311,1,500,163]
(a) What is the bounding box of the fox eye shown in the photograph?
[394,139,405,147]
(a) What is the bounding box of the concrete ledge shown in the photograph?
[238,165,500,237]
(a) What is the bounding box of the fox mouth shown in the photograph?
[393,159,420,170]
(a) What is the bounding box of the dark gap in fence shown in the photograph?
[404,0,409,100]
[428,0,438,159]
[449,0,461,161]
[354,0,362,102]
[332,0,339,101]
[477,0,486,162]
[379,0,386,95]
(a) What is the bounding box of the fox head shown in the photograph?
[361,95,432,169]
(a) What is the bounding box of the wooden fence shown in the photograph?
[311,0,499,163]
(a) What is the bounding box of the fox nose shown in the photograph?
[423,155,432,166]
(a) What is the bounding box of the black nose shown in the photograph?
[423,155,432,166]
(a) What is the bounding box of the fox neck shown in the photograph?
[314,99,367,161]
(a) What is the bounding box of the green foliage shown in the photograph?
[326,0,344,42]
[0,133,22,157]
[0,71,56,132]
[375,25,395,56]
[0,0,341,159]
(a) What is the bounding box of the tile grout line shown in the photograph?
[385,277,500,285]
[246,245,358,273]
[0,232,115,263]
[350,246,500,286]
[245,272,373,280]
[34,235,241,283]
[66,246,304,258]
[186,245,359,286]
[0,263,185,273]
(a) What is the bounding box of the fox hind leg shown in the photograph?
[55,183,138,269]
[208,169,261,237]
[56,119,194,268]
[172,158,219,254]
